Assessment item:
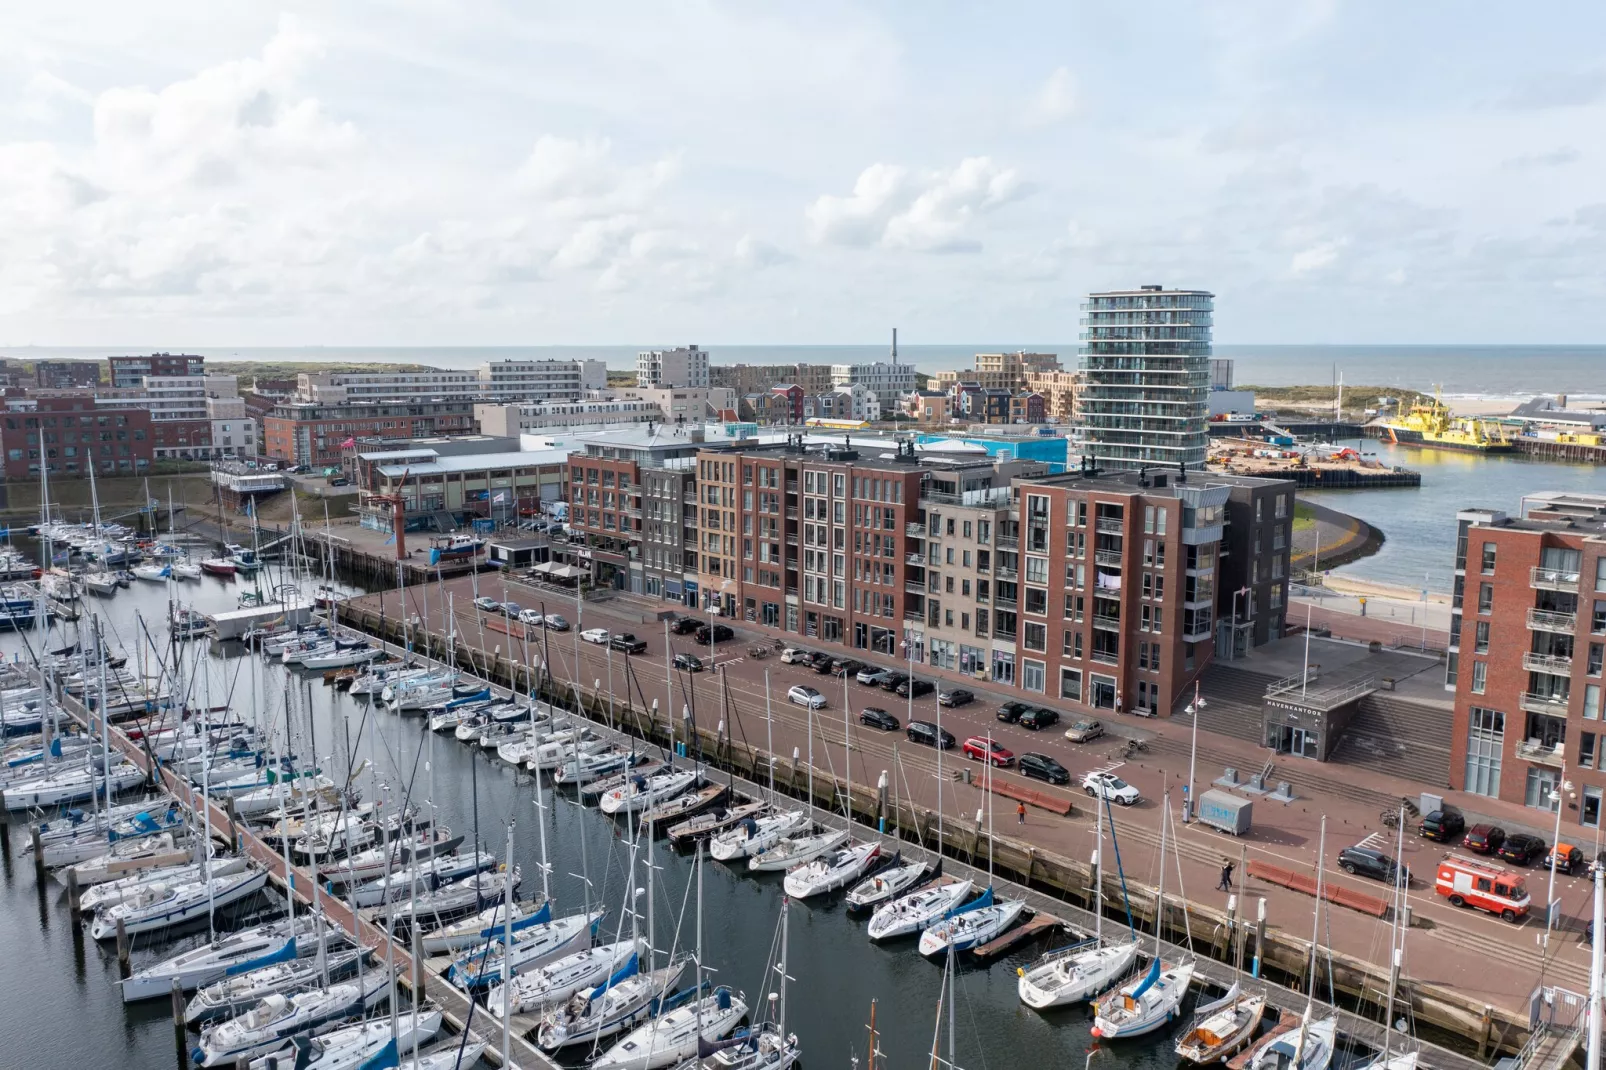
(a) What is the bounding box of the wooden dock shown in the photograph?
[969,911,1067,960]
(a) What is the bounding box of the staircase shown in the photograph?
[1173,663,1277,745]
[431,511,458,534]
[1327,693,1455,785]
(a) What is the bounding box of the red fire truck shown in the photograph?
[1434,854,1531,923]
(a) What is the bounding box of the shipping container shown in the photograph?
[1197,790,1252,836]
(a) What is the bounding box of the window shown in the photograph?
[1471,660,1487,694]
[1025,588,1048,615]
[1582,732,1597,770]
[1590,644,1604,677]
[1478,583,1493,614]
[1062,630,1076,656]
[1587,685,1603,721]
[1023,622,1047,652]
[1022,659,1045,693]
[1464,706,1504,798]
[1481,542,1497,574]
[1586,786,1603,829]
[1060,668,1082,701]
[1526,767,1561,812]
[1474,621,1490,654]
[1599,557,1606,593]
[1597,601,1606,634]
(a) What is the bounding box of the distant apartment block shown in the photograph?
[34,360,100,389]
[1024,369,1079,422]
[1078,285,1213,470]
[475,398,663,436]
[710,362,835,396]
[2,394,155,478]
[108,352,203,388]
[479,359,608,399]
[1448,492,1606,827]
[637,346,709,389]
[261,399,477,468]
[297,369,484,404]
[830,361,916,411]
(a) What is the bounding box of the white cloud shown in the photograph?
[1289,241,1341,275]
[1024,67,1077,126]
[734,234,791,269]
[804,163,909,247]
[808,157,1025,253]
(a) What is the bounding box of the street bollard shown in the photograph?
[117,917,131,978]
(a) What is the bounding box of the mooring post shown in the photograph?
[225,796,239,853]
[171,978,187,1068]
[117,917,131,978]
[31,823,45,878]
[1251,897,1268,979]
[66,867,81,917]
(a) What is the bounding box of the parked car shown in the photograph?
[1063,718,1104,743]
[895,678,934,699]
[780,648,810,665]
[669,616,701,635]
[519,608,545,625]
[1019,753,1070,785]
[1497,833,1547,867]
[879,671,910,693]
[787,685,827,709]
[1463,824,1507,855]
[673,653,704,673]
[610,633,647,654]
[543,614,569,631]
[473,596,500,612]
[859,707,900,731]
[580,628,610,645]
[694,624,734,644]
[996,701,1029,724]
[937,688,974,708]
[1082,771,1140,806]
[857,666,893,686]
[962,736,1015,767]
[1547,843,1586,876]
[501,602,523,617]
[830,658,864,678]
[1338,845,1409,886]
[906,720,956,749]
[811,655,838,675]
[328,477,351,487]
[1418,809,1465,843]
[1020,707,1060,731]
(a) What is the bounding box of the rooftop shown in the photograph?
[374,448,570,477]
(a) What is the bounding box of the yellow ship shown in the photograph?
[1381,389,1512,453]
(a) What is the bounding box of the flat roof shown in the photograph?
[375,449,570,477]
[359,449,440,462]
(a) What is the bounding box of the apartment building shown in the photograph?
[831,361,917,412]
[1024,369,1079,421]
[1,394,155,478]
[261,399,477,468]
[565,426,715,599]
[637,346,709,389]
[108,353,203,388]
[475,399,662,437]
[206,393,257,460]
[1215,475,1296,656]
[1447,492,1606,827]
[478,359,608,400]
[710,363,835,396]
[975,351,1061,386]
[34,361,100,389]
[296,370,484,404]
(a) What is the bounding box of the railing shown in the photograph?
[996,535,1019,549]
[1091,650,1119,665]
[1517,739,1567,768]
[1094,550,1124,567]
[996,565,1017,579]
[1523,652,1574,675]
[1096,517,1125,534]
[904,581,926,595]
[995,595,1017,610]
[1521,692,1572,716]
[1528,608,1578,633]
[905,522,925,537]
[1531,566,1581,592]
[906,553,927,567]
[1093,614,1121,631]
[903,608,923,621]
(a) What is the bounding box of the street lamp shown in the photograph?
[1229,587,1250,661]
[1547,773,1576,946]
[1184,680,1207,823]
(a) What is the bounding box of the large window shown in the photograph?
[1060,668,1082,701]
[1526,767,1561,812]
[1022,659,1045,693]
[992,650,1015,685]
[1464,706,1504,798]
[1023,622,1047,652]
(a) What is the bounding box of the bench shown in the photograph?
[1246,859,1389,917]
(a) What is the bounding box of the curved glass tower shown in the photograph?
[1077,285,1213,470]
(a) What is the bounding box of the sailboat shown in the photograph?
[1018,793,1142,1008]
[783,679,882,899]
[1352,804,1419,1070]
[484,938,646,1018]
[917,746,1026,956]
[843,851,931,912]
[865,878,974,942]
[1246,817,1340,1070]
[671,896,801,1070]
[1091,792,1195,1039]
[710,810,808,863]
[190,970,392,1067]
[1176,981,1267,1065]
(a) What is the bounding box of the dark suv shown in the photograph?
[879,671,911,693]
[1497,833,1547,866]
[669,616,701,635]
[937,688,974,707]
[906,720,956,749]
[1463,824,1507,855]
[830,658,864,678]
[859,707,900,731]
[1418,809,1465,843]
[693,624,734,644]
[609,634,647,654]
[996,701,1029,724]
[1019,753,1070,785]
[896,678,935,699]
[1020,707,1060,731]
[1337,845,1409,886]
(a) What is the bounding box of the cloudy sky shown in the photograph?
[4,2,1605,347]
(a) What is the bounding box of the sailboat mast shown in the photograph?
[778,895,789,1041]
[764,670,774,802]
[694,843,705,1040]
[502,820,515,1070]
[1093,791,1104,945]
[1381,804,1407,1062]
[1155,789,1168,957]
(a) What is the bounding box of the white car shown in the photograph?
[519,609,546,625]
[787,685,827,709]
[779,648,808,665]
[1081,771,1141,806]
[580,628,610,644]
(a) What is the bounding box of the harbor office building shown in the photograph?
[355,447,569,533]
[1448,492,1606,826]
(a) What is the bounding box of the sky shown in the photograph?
[4,2,1606,348]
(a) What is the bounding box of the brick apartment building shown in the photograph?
[1,394,154,478]
[34,360,101,389]
[108,353,203,388]
[1448,492,1606,828]
[261,399,478,468]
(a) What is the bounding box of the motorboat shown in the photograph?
[865,879,974,942]
[1091,958,1197,1039]
[782,841,880,899]
[709,811,808,863]
[485,938,646,1017]
[91,867,271,939]
[600,768,701,816]
[746,827,847,873]
[591,985,749,1070]
[192,970,391,1066]
[1175,982,1267,1064]
[538,958,688,1050]
[917,889,1027,957]
[226,544,260,572]
[447,908,605,990]
[121,918,314,1002]
[843,854,931,912]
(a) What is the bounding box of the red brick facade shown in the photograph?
[1,395,154,478]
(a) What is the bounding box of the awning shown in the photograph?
[552,564,589,579]
[532,561,560,574]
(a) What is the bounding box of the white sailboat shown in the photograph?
[865,878,974,942]
[184,948,368,1024]
[121,918,313,1002]
[485,937,646,1018]
[1176,981,1268,1065]
[249,1009,443,1069]
[600,767,701,816]
[1018,794,1142,1009]
[917,751,1025,957]
[782,840,881,899]
[1247,817,1339,1070]
[709,810,807,863]
[90,866,270,939]
[445,908,604,989]
[192,970,392,1066]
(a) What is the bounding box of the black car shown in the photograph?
[811,656,838,675]
[1338,846,1409,886]
[996,701,1029,724]
[896,678,935,699]
[879,671,911,693]
[1497,833,1547,866]
[1463,824,1507,855]
[673,653,704,672]
[937,688,974,708]
[860,707,900,731]
[1020,707,1060,731]
[669,616,701,635]
[1418,809,1465,843]
[610,634,648,654]
[694,624,734,644]
[830,658,864,678]
[1019,752,1070,785]
[906,720,956,749]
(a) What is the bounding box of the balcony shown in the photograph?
[906,522,925,537]
[1523,652,1574,676]
[996,565,1017,580]
[1520,692,1572,716]
[786,507,799,520]
[1094,550,1124,568]
[995,595,1018,610]
[1096,517,1125,535]
[1528,608,1579,633]
[1516,738,1567,769]
[1093,614,1121,631]
[1531,566,1581,593]
[996,535,1019,550]
[683,491,697,504]
[903,608,924,621]
[1091,650,1119,665]
[1183,621,1214,642]
[906,553,927,567]
[905,580,927,595]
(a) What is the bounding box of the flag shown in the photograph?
[341,437,356,449]
[493,491,507,504]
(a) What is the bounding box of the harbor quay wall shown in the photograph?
[337,600,1531,1064]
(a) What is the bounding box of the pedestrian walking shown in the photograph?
[1017,802,1027,825]
[1217,859,1235,892]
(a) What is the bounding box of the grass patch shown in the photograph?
[1292,501,1318,533]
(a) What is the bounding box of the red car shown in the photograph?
[962,736,1015,767]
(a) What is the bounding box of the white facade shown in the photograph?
[141,375,210,422]
[829,361,916,410]
[475,399,662,436]
[477,359,607,400]
[833,383,882,421]
[636,345,709,388]
[620,386,716,424]
[296,370,483,404]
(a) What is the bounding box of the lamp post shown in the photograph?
[1229,586,1250,661]
[1184,680,1207,823]
[1548,771,1576,947]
